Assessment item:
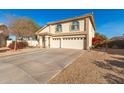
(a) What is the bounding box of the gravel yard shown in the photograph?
[49,49,124,84]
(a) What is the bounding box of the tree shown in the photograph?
[92,32,108,48]
[92,36,102,45]
[0,25,9,39]
[9,17,40,50]
[95,32,107,40]
[0,25,9,47]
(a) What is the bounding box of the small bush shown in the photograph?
[94,43,103,48]
[8,41,28,50]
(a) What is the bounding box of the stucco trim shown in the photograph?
[39,31,87,37]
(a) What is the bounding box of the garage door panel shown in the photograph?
[51,37,84,49]
[51,39,60,48]
[61,38,84,49]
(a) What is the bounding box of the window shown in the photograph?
[80,37,83,40]
[56,24,62,32]
[70,21,79,31]
[74,38,76,40]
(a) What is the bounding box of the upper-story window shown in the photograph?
[70,21,79,31]
[56,24,62,32]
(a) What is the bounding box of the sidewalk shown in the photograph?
[0,47,42,58]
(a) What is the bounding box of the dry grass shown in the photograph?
[48,49,124,84]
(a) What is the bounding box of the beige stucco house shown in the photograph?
[36,13,95,49]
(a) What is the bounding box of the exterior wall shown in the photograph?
[39,36,43,46]
[79,20,85,31]
[6,40,12,47]
[92,25,95,38]
[85,18,95,49]
[6,40,38,47]
[50,19,85,34]
[88,18,95,47]
[27,40,38,46]
[45,36,51,48]
[39,26,50,34]
[88,19,92,47]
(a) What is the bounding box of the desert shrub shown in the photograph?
[92,32,108,49]
[8,41,28,50]
[95,42,103,48]
[108,40,124,49]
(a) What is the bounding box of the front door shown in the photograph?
[59,38,61,48]
[42,36,45,48]
[84,37,87,50]
[48,37,50,48]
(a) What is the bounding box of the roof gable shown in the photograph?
[36,13,96,34]
[48,13,95,30]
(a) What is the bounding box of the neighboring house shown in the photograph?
[0,24,8,47]
[36,13,95,49]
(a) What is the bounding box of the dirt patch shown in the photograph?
[48,49,124,84]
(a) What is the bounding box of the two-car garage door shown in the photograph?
[51,37,85,49]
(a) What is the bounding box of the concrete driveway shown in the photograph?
[0,48,82,84]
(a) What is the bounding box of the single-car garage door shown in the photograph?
[51,38,61,48]
[61,37,84,49]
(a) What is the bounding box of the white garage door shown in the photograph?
[61,37,84,49]
[51,38,61,48]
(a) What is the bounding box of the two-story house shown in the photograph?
[36,13,95,49]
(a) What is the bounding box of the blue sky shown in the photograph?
[0,9,124,39]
